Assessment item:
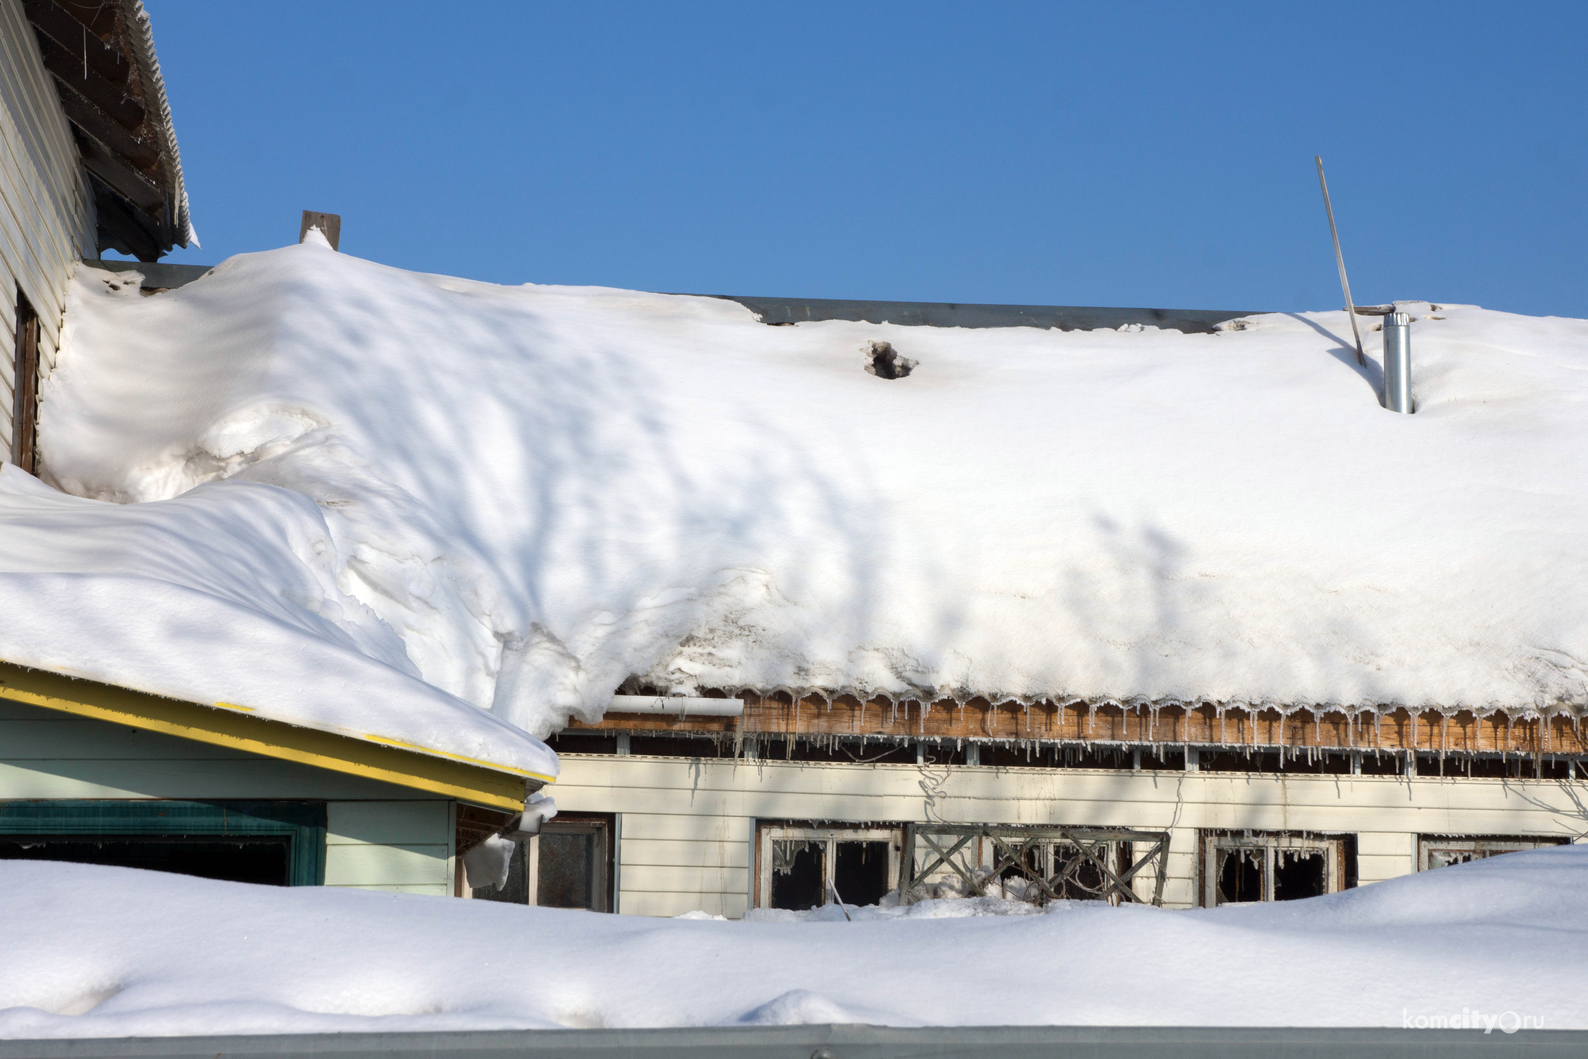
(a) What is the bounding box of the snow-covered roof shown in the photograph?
[29,248,1588,743]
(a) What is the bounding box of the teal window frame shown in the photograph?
[0,800,326,886]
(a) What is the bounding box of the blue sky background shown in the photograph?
[141,2,1586,317]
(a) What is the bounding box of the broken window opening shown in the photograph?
[1216,846,1265,904]
[758,824,903,911]
[1273,848,1327,901]
[1200,830,1352,906]
[1417,835,1567,872]
[833,840,891,907]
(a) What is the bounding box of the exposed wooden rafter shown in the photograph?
[570,693,1588,758]
[22,0,191,260]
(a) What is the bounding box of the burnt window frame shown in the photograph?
[755,822,903,911]
[1416,835,1568,872]
[1198,829,1354,907]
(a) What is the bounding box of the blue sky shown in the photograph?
[142,2,1586,317]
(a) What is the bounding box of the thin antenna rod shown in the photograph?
[1315,156,1366,367]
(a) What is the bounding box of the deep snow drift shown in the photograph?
[28,245,1588,741]
[2,848,1584,1036]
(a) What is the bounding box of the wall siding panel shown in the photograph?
[554,754,1588,917]
[0,0,94,457]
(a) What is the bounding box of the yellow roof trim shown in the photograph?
[0,660,545,811]
[361,733,540,778]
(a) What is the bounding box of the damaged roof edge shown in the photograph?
[90,264,1264,335]
[119,0,194,250]
[696,295,1262,334]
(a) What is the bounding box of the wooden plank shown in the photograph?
[34,34,145,131]
[22,0,132,87]
[75,130,160,213]
[574,693,1588,757]
[299,210,340,250]
[52,78,156,168]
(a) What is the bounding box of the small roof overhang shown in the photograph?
[0,659,544,812]
[22,0,195,261]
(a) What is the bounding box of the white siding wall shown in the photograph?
[552,754,1588,917]
[0,699,456,892]
[0,0,94,456]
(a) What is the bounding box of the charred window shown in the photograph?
[770,840,824,910]
[1201,830,1352,906]
[1417,835,1567,872]
[759,824,902,911]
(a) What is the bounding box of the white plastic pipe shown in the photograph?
[606,694,744,717]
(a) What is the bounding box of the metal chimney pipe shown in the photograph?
[1382,312,1413,413]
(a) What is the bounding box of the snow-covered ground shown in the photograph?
[16,242,1588,748]
[1,847,1583,1037]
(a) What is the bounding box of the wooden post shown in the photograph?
[11,289,39,474]
[299,210,341,250]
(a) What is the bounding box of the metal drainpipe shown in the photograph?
[1382,312,1413,413]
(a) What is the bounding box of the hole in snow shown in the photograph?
[864,341,916,379]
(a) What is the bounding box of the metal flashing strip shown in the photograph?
[0,660,538,811]
[700,295,1261,334]
[0,1025,1577,1058]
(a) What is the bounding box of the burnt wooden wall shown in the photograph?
[571,694,1588,756]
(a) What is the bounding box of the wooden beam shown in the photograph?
[569,693,1588,757]
[54,80,158,170]
[35,33,145,132]
[23,0,130,87]
[75,129,163,214]
[89,173,163,261]
[0,660,548,811]
[50,0,117,39]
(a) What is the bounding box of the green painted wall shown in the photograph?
[0,700,454,894]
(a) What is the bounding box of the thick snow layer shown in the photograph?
[2,848,1585,1035]
[0,467,554,778]
[40,248,1588,739]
